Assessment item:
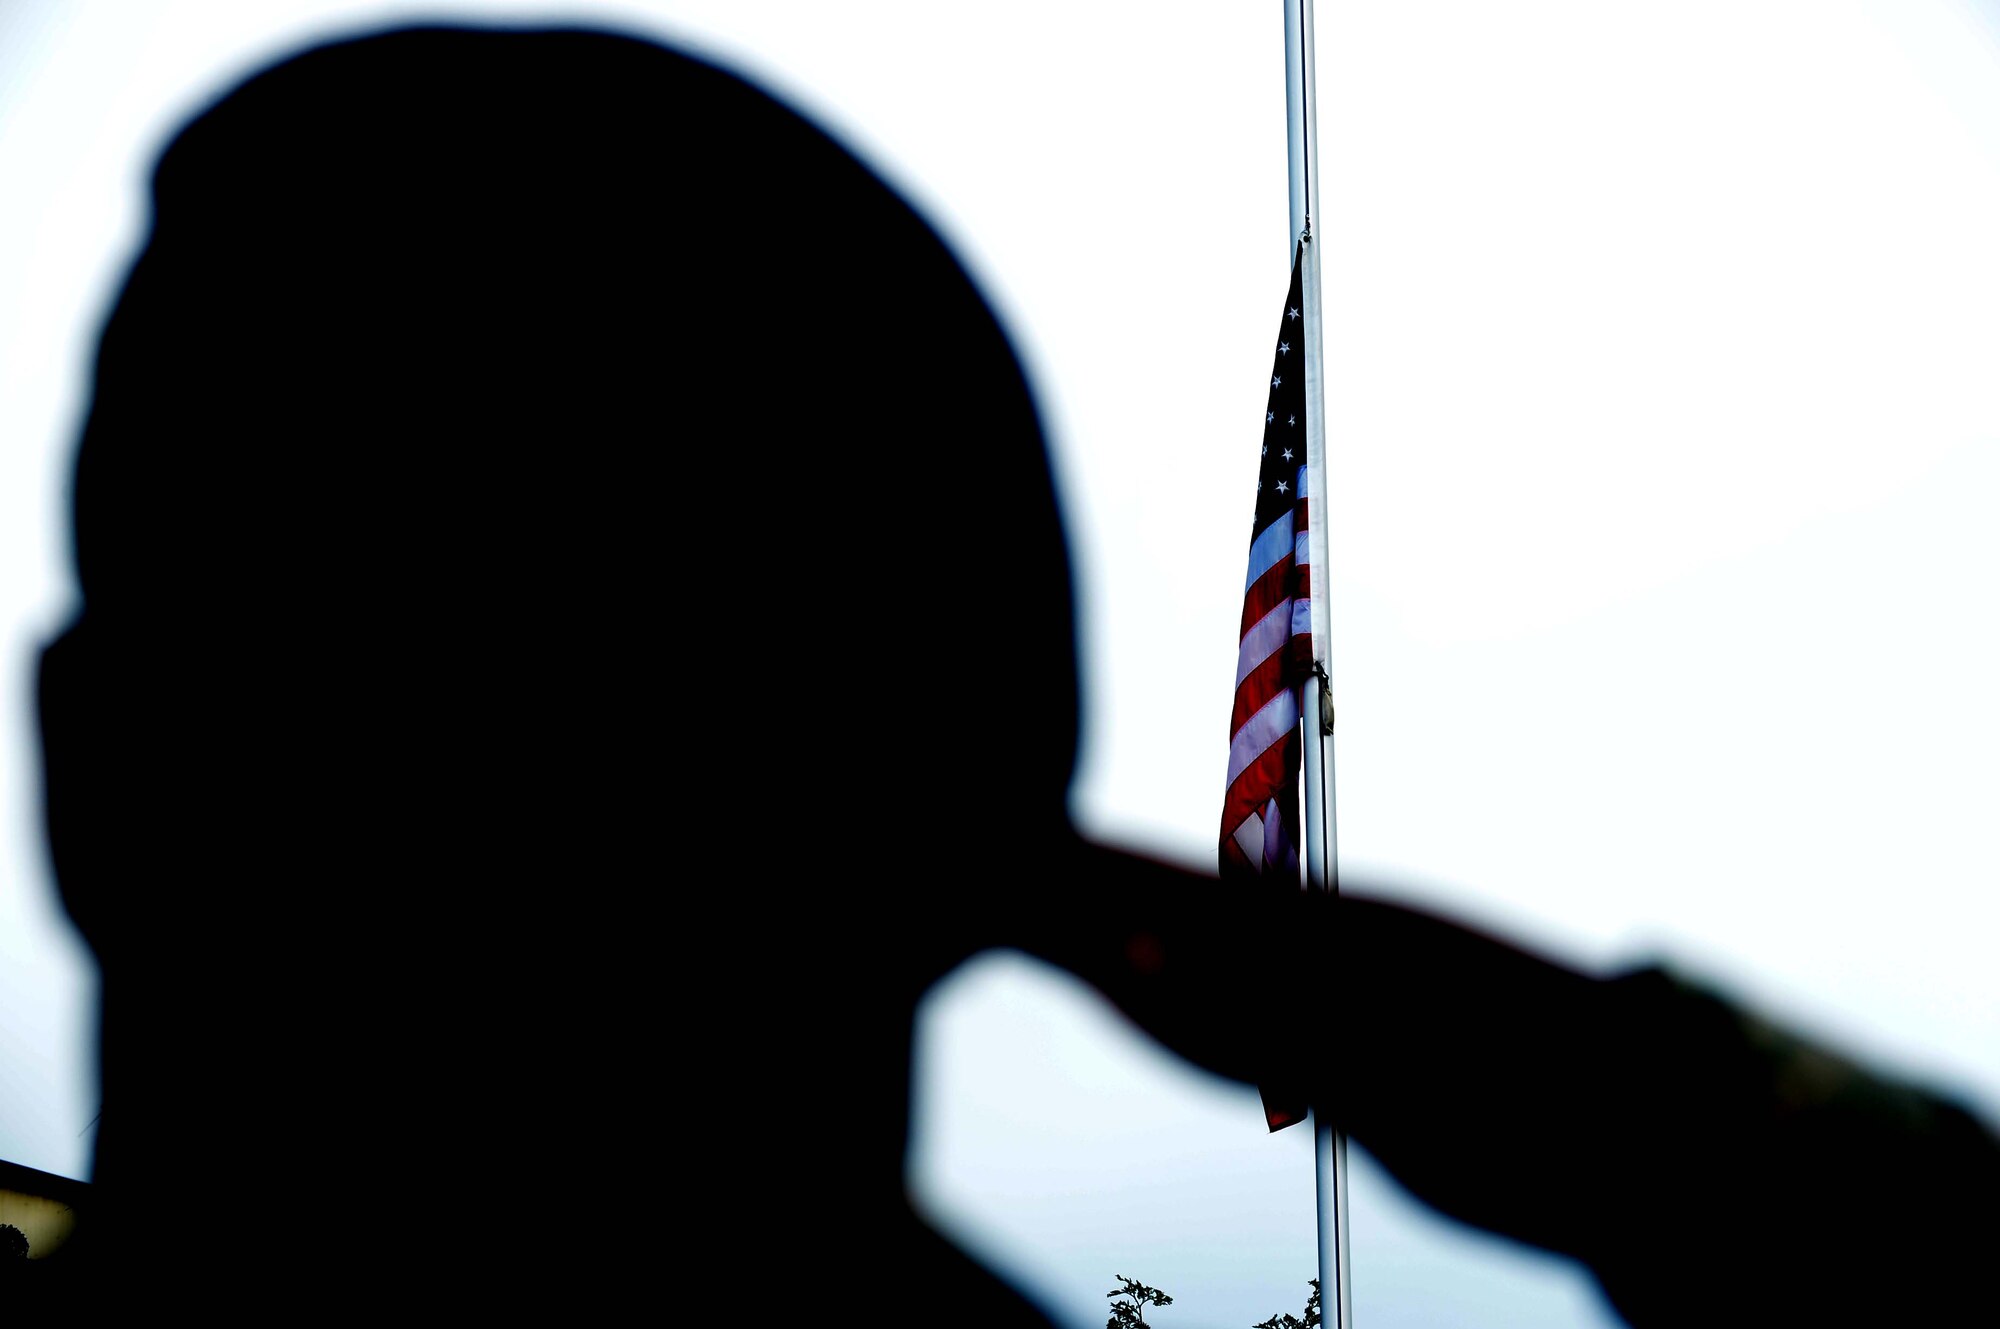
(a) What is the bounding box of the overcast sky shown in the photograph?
[4,2,1999,1323]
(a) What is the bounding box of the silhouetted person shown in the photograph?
[39,22,1078,1310]
[36,22,1995,1321]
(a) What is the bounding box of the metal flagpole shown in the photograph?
[1284,2,1354,1326]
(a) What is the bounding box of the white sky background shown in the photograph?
[4,1,1999,1322]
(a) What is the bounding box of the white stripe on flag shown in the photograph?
[1243,510,1296,591]
[1232,808,1266,865]
[1226,686,1301,786]
[1235,599,1294,685]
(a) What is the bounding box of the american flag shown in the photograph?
[1221,244,1313,887]
[1223,244,1314,1133]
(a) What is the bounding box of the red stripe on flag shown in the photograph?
[1230,650,1290,736]
[1283,630,1314,680]
[1239,554,1297,638]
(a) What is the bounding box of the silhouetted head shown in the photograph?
[38,25,1079,1297]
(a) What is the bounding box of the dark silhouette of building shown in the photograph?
[0,1158,84,1266]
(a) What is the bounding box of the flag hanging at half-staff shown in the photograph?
[1222,243,1313,887]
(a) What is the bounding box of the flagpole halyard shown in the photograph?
[1285,0,1354,1325]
